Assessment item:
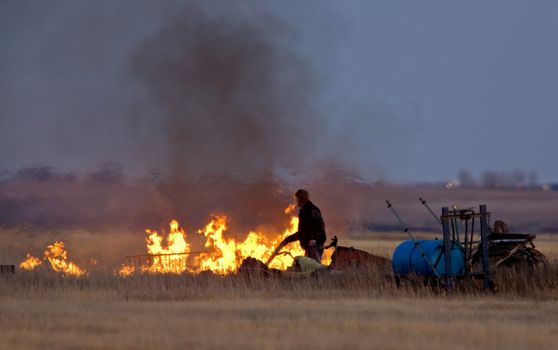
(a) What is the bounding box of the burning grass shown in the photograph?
[18,205,335,277]
[130,205,315,274]
[20,241,85,276]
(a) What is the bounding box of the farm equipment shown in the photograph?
[239,236,392,278]
[388,200,547,290]
[479,232,546,268]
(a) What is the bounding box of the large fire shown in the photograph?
[20,241,86,276]
[19,206,332,277]
[120,205,331,276]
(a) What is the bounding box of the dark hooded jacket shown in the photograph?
[284,201,327,251]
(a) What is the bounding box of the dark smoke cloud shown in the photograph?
[0,1,372,235]
[121,3,348,233]
[128,3,325,182]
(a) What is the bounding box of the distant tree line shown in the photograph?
[0,162,128,185]
[456,169,539,189]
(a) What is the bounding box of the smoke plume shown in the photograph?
[124,3,343,232]
[0,1,364,235]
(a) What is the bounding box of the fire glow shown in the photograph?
[120,205,331,276]
[20,241,86,276]
[20,206,331,277]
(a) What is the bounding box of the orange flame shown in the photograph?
[143,219,190,274]
[119,205,330,275]
[193,216,238,274]
[20,241,86,276]
[44,241,86,276]
[118,264,135,277]
[19,253,41,270]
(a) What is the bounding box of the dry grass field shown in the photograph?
[1,232,558,350]
[1,296,557,350]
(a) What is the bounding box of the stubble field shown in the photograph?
[1,232,557,350]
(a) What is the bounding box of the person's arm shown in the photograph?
[282,232,300,244]
[265,232,299,265]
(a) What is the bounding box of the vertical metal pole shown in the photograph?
[442,207,453,288]
[479,204,492,289]
[463,219,469,268]
[469,217,475,266]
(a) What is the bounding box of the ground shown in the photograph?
[1,232,557,350]
[1,297,557,350]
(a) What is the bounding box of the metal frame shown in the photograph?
[439,204,492,289]
[441,207,453,288]
[479,205,492,289]
[124,251,211,271]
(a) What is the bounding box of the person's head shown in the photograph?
[294,189,310,207]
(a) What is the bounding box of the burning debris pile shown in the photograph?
[20,241,86,276]
[119,205,330,276]
[18,205,332,277]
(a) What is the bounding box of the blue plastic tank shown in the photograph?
[392,240,465,276]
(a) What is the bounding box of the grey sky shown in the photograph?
[1,1,557,182]
[328,1,558,182]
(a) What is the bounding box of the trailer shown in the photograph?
[388,201,547,290]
